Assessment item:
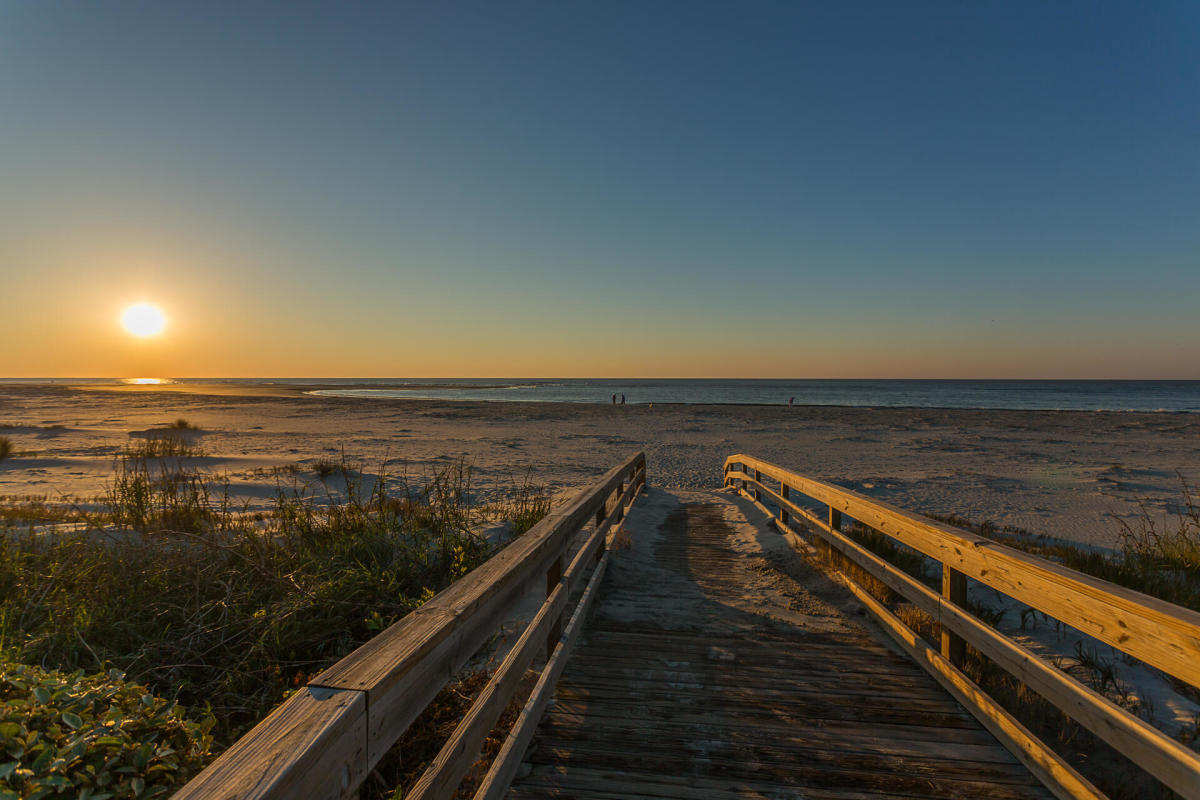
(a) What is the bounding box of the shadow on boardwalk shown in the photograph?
[508,488,1052,800]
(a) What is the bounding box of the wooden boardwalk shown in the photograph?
[178,453,1200,800]
[508,496,1053,800]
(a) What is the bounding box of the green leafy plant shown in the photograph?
[0,661,213,799]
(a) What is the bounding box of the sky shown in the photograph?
[1,1,1197,379]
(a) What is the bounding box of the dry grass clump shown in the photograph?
[0,436,13,461]
[124,436,203,459]
[479,469,553,538]
[0,449,551,760]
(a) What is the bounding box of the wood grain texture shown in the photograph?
[769,506,1200,799]
[177,454,645,800]
[311,453,644,767]
[173,687,366,800]
[505,500,1053,800]
[740,461,1200,799]
[726,454,1200,690]
[406,585,568,800]
[475,548,613,800]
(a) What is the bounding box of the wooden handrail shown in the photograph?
[724,454,1200,800]
[176,452,647,800]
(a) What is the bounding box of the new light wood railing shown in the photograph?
[176,451,647,800]
[724,454,1200,800]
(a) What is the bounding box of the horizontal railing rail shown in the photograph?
[177,451,647,800]
[724,454,1200,800]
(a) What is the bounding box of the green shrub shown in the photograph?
[0,661,213,799]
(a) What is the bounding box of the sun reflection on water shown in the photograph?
[120,377,175,385]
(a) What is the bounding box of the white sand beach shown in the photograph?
[2,381,1198,549]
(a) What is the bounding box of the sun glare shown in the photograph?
[120,303,167,337]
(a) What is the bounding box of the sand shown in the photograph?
[2,382,1199,548]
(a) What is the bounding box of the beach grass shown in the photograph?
[0,448,552,797]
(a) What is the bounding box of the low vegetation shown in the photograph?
[0,449,552,797]
[0,663,213,799]
[0,437,12,461]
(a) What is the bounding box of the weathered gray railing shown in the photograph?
[725,454,1200,800]
[176,451,647,800]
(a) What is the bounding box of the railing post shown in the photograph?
[753,469,762,502]
[545,555,563,660]
[780,483,789,527]
[825,506,842,562]
[941,564,967,667]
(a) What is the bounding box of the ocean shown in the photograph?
[304,379,1200,411]
[5,378,1199,411]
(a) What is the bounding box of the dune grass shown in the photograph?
[0,450,552,761]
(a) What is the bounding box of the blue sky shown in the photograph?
[1,1,1197,377]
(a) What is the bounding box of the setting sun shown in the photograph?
[120,303,167,337]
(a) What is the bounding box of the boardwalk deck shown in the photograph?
[508,492,1053,800]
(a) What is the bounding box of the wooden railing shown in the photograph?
[724,454,1200,800]
[176,452,647,800]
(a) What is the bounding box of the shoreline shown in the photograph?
[47,379,1200,414]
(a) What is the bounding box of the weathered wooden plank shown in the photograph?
[173,687,366,800]
[555,674,962,706]
[830,566,1105,800]
[312,453,644,766]
[515,763,949,800]
[773,502,1200,799]
[727,453,1200,690]
[508,495,1051,800]
[550,686,978,725]
[540,713,1008,760]
[406,584,568,800]
[527,743,1048,800]
[178,454,646,800]
[474,549,613,800]
[534,712,1026,764]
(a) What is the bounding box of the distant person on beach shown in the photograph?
[621,394,626,404]
[612,394,616,404]
[789,397,794,406]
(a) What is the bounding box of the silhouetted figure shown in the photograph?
[621,394,626,405]
[612,394,616,404]
[789,397,794,406]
